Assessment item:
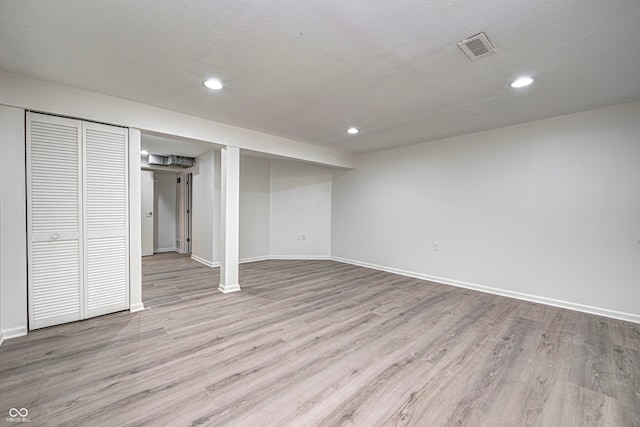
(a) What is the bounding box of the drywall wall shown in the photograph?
[332,101,640,321]
[239,156,270,261]
[0,105,28,338]
[0,71,354,168]
[191,150,216,266]
[270,160,332,258]
[154,172,177,252]
[213,151,222,264]
[0,113,3,346]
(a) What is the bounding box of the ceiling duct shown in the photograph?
[167,155,196,168]
[458,32,495,61]
[148,154,196,168]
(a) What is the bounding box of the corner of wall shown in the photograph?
[1,326,28,340]
[191,254,219,268]
[0,104,28,340]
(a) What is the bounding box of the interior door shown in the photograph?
[27,113,83,329]
[141,170,154,256]
[83,121,129,318]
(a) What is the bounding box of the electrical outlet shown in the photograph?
[433,242,440,252]
[296,234,306,241]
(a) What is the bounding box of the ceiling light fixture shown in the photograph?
[511,76,534,88]
[140,150,149,156]
[347,127,359,135]
[204,78,223,90]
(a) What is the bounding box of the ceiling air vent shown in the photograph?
[458,32,495,61]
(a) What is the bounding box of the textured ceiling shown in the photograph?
[1,0,639,155]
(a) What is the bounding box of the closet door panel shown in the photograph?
[31,240,81,324]
[84,122,129,318]
[87,236,127,312]
[27,113,83,329]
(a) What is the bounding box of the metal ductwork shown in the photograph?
[148,154,196,168]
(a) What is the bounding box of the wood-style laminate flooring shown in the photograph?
[1,253,639,426]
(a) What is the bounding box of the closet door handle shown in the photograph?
[51,233,59,240]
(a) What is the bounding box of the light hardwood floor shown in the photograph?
[1,253,639,426]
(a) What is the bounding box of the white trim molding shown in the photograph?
[218,283,241,293]
[192,255,330,268]
[239,256,270,264]
[154,247,176,253]
[269,255,332,261]
[130,302,145,313]
[128,128,143,318]
[2,326,28,340]
[332,256,640,325]
[191,254,219,268]
[0,332,3,347]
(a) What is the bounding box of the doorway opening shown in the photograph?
[141,170,193,256]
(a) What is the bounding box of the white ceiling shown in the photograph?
[1,1,639,155]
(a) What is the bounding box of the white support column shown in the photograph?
[128,128,145,312]
[219,146,241,293]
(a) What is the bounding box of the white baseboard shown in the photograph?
[331,256,640,325]
[191,254,219,268]
[269,255,331,260]
[239,256,270,264]
[218,283,241,293]
[1,326,28,340]
[175,247,184,254]
[130,302,145,313]
[154,247,176,253]
[0,331,3,347]
[190,255,330,267]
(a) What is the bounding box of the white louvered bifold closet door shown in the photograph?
[27,113,130,330]
[83,122,129,318]
[27,113,83,329]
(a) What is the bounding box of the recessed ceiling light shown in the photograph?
[511,76,534,88]
[347,127,359,135]
[140,150,149,156]
[204,78,223,90]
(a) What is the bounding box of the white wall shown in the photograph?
[213,151,222,264]
[191,150,216,266]
[0,129,2,345]
[239,156,270,261]
[270,160,332,259]
[332,102,640,321]
[191,154,333,264]
[0,105,28,339]
[154,172,177,252]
